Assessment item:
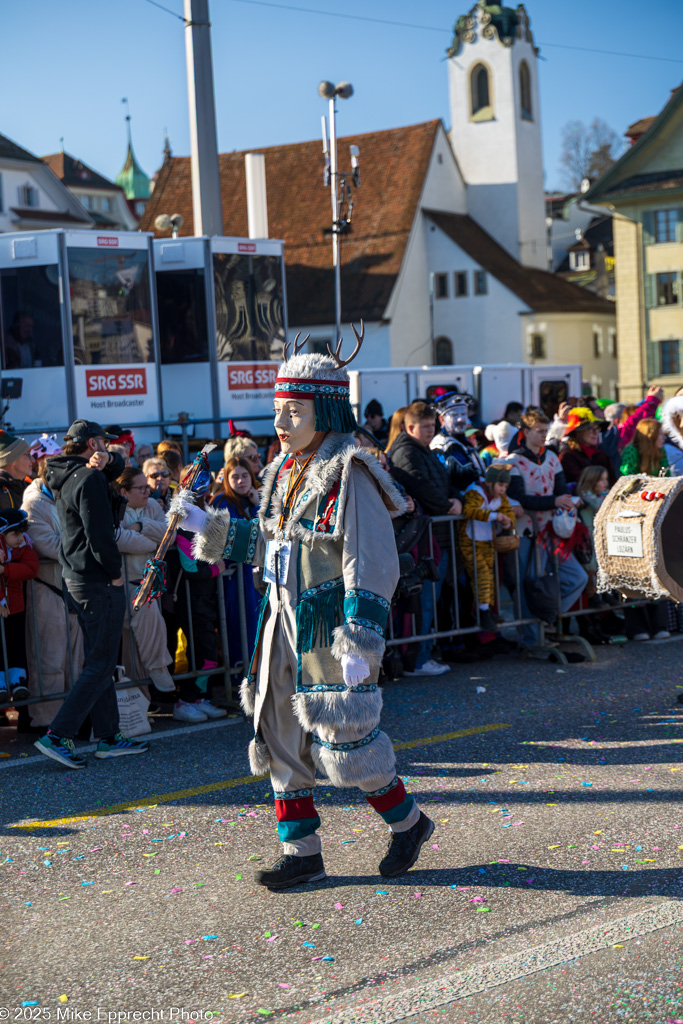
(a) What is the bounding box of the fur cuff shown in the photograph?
[240,677,256,716]
[331,622,385,670]
[191,507,232,564]
[291,688,383,736]
[248,737,270,775]
[311,729,395,788]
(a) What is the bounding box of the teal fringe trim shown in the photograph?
[314,392,357,434]
[296,584,345,654]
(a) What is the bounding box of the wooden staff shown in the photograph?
[132,442,216,611]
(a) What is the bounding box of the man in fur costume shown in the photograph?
[175,328,434,890]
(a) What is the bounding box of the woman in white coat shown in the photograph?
[22,461,85,729]
[114,468,176,694]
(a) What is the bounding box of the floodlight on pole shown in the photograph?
[319,80,358,349]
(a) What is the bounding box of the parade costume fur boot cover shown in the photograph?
[186,352,406,788]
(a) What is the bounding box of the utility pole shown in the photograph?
[184,0,223,236]
[319,80,358,346]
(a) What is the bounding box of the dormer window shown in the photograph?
[470,64,493,122]
[570,250,590,271]
[519,60,532,120]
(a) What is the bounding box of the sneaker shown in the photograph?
[404,659,449,677]
[34,732,88,770]
[254,852,326,891]
[95,733,149,758]
[148,667,176,693]
[632,633,650,642]
[11,684,29,701]
[194,699,227,720]
[173,700,208,723]
[653,630,671,640]
[379,811,435,878]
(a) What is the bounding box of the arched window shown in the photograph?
[435,336,453,365]
[470,63,493,121]
[519,60,532,120]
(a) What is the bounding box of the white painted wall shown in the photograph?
[447,4,546,269]
[426,214,527,364]
[521,311,618,397]
[0,160,91,232]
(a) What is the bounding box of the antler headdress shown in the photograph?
[275,320,365,435]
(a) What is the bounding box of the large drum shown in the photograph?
[595,474,683,602]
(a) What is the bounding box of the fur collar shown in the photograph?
[259,433,407,545]
[661,396,683,449]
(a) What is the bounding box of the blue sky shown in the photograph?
[3,0,681,193]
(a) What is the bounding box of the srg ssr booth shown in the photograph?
[154,235,287,434]
[0,230,288,441]
[0,229,161,440]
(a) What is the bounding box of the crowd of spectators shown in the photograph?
[2,378,683,746]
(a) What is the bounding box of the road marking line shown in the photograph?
[0,716,242,771]
[306,900,683,1024]
[8,722,511,829]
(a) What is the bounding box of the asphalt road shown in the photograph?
[2,636,683,1023]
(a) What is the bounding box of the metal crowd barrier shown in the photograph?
[2,553,247,714]
[1,518,671,715]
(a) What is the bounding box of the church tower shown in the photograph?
[447,3,547,269]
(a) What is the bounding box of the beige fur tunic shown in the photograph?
[192,432,405,787]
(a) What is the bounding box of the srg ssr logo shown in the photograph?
[85,368,147,396]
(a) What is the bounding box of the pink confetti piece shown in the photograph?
[432,844,439,849]
[169,888,183,894]
[497,859,510,864]
[414,893,422,898]
[88,848,102,853]
[469,896,485,903]
[334,902,343,909]
[277,984,290,989]
[124,881,136,886]
[185,940,198,945]
[266,936,278,942]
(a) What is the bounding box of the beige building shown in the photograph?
[584,86,683,402]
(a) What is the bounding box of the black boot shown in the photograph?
[254,852,326,890]
[379,811,435,878]
[478,608,499,633]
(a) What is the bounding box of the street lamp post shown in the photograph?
[318,81,359,346]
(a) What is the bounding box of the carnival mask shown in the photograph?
[441,403,470,435]
[273,398,318,454]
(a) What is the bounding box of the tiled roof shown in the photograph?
[10,206,91,224]
[42,151,122,191]
[0,132,41,163]
[625,115,656,138]
[141,120,442,325]
[599,168,683,198]
[425,210,614,314]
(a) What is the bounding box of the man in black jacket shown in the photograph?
[35,420,148,769]
[389,401,462,676]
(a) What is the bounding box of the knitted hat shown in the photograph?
[0,429,29,469]
[275,325,363,434]
[491,420,517,455]
[0,507,29,535]
[564,407,601,438]
[29,434,63,460]
[485,463,511,484]
[364,399,383,418]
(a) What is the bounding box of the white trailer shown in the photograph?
[348,363,583,424]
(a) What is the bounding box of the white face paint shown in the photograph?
[273,397,318,454]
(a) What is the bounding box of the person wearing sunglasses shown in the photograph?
[143,457,172,512]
